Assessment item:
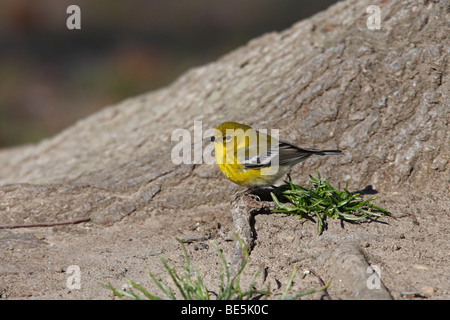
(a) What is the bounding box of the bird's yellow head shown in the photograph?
[209,122,253,165]
[211,122,252,143]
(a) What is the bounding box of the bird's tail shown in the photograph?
[308,149,343,156]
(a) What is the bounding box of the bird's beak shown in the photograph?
[203,136,215,142]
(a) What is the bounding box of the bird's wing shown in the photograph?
[239,139,316,169]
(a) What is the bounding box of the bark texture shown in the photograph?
[0,0,448,226]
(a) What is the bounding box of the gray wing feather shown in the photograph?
[243,139,342,169]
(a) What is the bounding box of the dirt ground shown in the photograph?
[1,185,448,300]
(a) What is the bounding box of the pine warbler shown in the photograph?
[207,122,342,187]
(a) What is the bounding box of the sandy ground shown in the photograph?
[1,186,448,300]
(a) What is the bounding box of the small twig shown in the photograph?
[309,268,332,300]
[0,217,90,229]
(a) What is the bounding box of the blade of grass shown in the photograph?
[282,281,331,300]
[161,257,188,300]
[280,265,297,300]
[148,270,177,300]
[127,279,163,300]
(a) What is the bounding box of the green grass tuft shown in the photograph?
[271,172,392,236]
[100,234,328,300]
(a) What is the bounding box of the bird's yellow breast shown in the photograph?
[216,162,290,187]
[217,163,264,187]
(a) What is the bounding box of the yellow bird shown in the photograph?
[207,122,342,187]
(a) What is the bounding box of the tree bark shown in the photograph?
[0,0,447,227]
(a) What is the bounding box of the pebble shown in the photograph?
[420,286,434,297]
[149,249,165,256]
[53,266,66,273]
[194,242,209,250]
[413,264,430,270]
[285,236,295,242]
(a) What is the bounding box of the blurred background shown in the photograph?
[0,0,338,148]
